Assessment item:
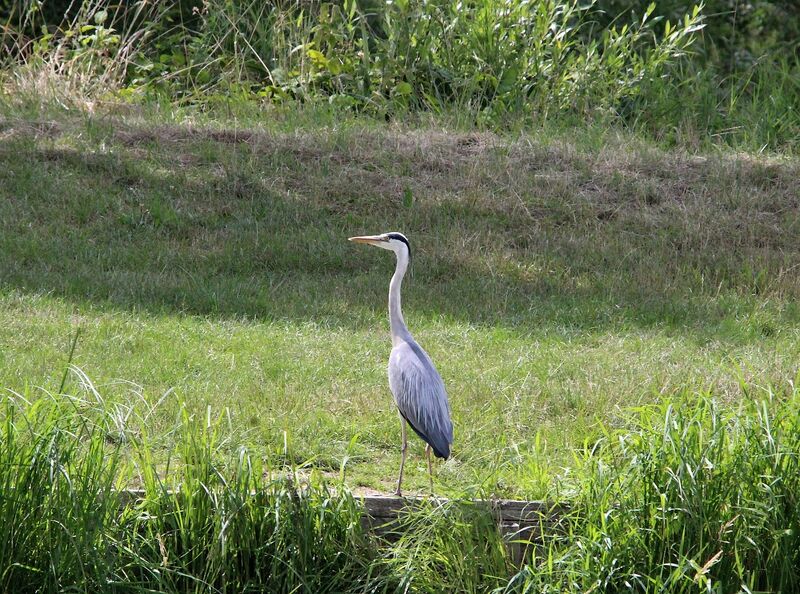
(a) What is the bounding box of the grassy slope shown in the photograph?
[0,105,798,497]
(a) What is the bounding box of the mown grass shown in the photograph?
[0,104,798,497]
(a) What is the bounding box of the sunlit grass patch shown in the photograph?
[0,111,799,496]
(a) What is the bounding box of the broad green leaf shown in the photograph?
[497,64,521,94]
[307,49,329,68]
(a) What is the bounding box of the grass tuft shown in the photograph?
[509,390,800,592]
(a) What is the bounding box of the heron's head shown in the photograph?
[348,232,411,261]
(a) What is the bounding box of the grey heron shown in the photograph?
[349,232,453,496]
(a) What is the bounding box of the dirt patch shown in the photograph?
[0,118,61,141]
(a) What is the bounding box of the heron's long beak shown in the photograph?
[348,234,387,246]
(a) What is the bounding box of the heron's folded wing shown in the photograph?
[389,341,453,459]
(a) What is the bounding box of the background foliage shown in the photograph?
[1,0,798,150]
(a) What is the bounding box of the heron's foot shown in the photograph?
[394,488,403,498]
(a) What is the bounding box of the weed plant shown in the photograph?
[2,0,703,112]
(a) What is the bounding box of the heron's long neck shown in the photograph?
[389,248,410,345]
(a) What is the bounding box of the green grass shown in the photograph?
[0,394,380,593]
[503,391,800,593]
[0,103,799,499]
[2,377,799,592]
[1,2,798,586]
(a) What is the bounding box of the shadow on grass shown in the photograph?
[0,118,798,340]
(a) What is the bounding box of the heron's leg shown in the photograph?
[395,414,408,497]
[425,444,434,494]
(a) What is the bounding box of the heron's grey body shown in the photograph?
[349,231,453,495]
[389,335,452,459]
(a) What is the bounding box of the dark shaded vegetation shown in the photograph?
[1,0,798,151]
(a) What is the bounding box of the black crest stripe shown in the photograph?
[387,233,411,263]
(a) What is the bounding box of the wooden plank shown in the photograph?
[356,496,569,566]
[117,490,565,517]
[360,495,567,523]
[114,490,566,564]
